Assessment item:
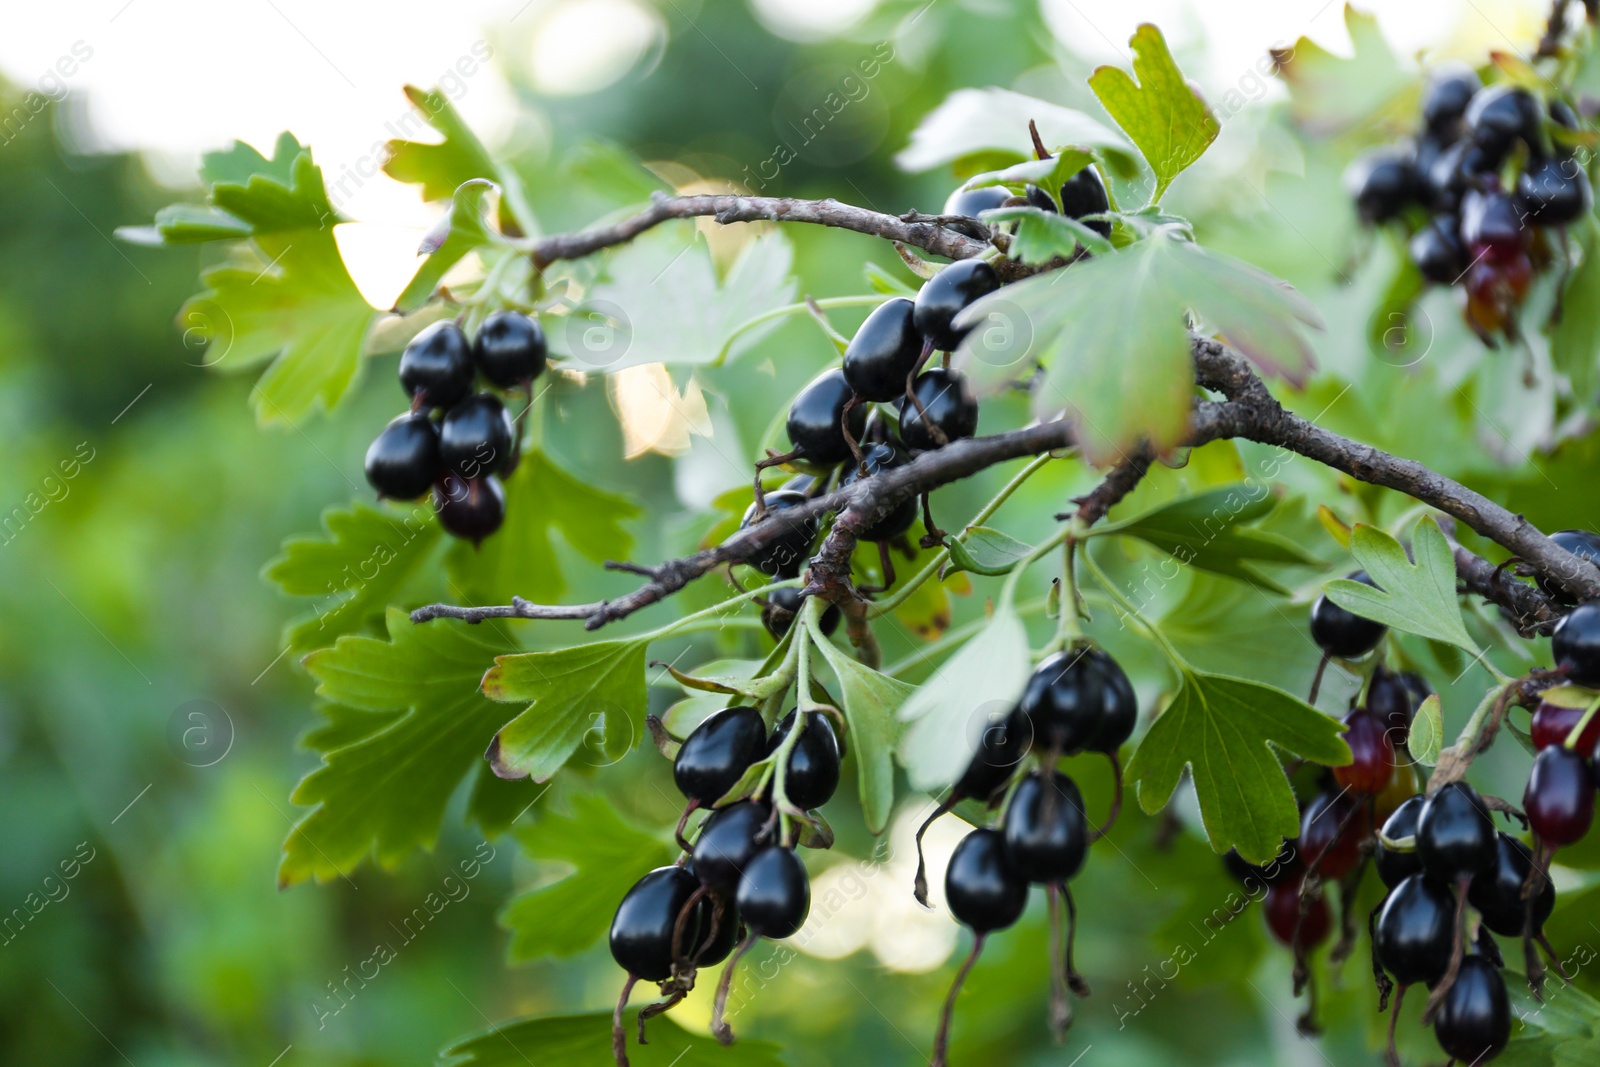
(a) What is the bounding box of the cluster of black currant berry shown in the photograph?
[608,704,840,1064]
[1347,65,1592,344]
[362,311,547,543]
[923,643,1135,1063]
[942,153,1113,240]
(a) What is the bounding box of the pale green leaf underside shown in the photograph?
[808,622,916,834]
[895,86,1139,178]
[1324,517,1477,653]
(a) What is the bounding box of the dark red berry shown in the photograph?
[1539,530,1600,604]
[837,443,916,542]
[472,310,547,386]
[692,800,772,896]
[1432,955,1511,1064]
[740,489,818,578]
[912,259,1001,353]
[768,710,841,811]
[1310,572,1387,659]
[674,706,768,807]
[1374,873,1456,986]
[897,368,979,452]
[842,298,924,403]
[942,185,1011,220]
[1335,708,1396,795]
[438,393,515,478]
[1299,791,1368,880]
[364,412,441,499]
[1525,743,1594,846]
[433,473,505,543]
[1376,794,1426,889]
[1553,601,1600,687]
[1529,700,1600,750]
[399,321,474,409]
[1001,770,1089,884]
[1416,781,1497,881]
[1264,878,1330,949]
[945,828,1028,933]
[784,368,867,466]
[610,866,702,981]
[735,846,810,939]
[1469,832,1554,937]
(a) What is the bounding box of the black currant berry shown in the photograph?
[399,321,474,409]
[952,707,1032,804]
[1469,832,1554,937]
[898,368,979,452]
[1309,571,1387,659]
[691,896,742,966]
[1530,700,1600,750]
[740,489,818,578]
[472,310,547,386]
[838,443,917,542]
[1299,790,1367,880]
[842,298,925,403]
[1347,149,1418,223]
[1088,649,1138,753]
[1416,781,1497,881]
[1057,166,1112,237]
[785,368,867,466]
[1367,667,1415,736]
[912,259,1001,353]
[673,706,768,808]
[943,185,1011,220]
[768,710,841,811]
[1409,213,1467,283]
[364,412,441,499]
[1518,156,1592,226]
[1525,743,1594,847]
[1224,841,1300,889]
[945,828,1028,933]
[735,846,810,939]
[1538,529,1600,604]
[438,393,515,478]
[609,865,701,981]
[1334,708,1395,796]
[1374,873,1456,987]
[1264,877,1330,949]
[1432,955,1511,1064]
[1376,794,1426,889]
[1019,646,1112,755]
[1466,84,1544,160]
[1001,770,1088,883]
[760,586,840,640]
[1422,64,1481,134]
[1553,601,1600,687]
[433,473,505,543]
[1460,188,1526,250]
[692,799,772,896]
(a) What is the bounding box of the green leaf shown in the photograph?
[383,84,535,233]
[807,621,916,834]
[448,449,640,604]
[1088,24,1219,202]
[1496,973,1600,1065]
[983,206,1114,264]
[569,228,797,371]
[1109,485,1314,593]
[956,228,1321,465]
[896,87,1139,178]
[1552,218,1600,403]
[393,179,498,313]
[1125,670,1350,863]
[439,1011,788,1067]
[898,607,1032,791]
[1408,693,1443,765]
[500,793,673,961]
[1325,517,1477,653]
[1272,6,1417,135]
[483,639,649,783]
[262,502,442,655]
[283,609,516,885]
[942,526,1035,577]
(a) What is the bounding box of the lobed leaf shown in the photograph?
[1087,24,1219,202]
[1324,517,1477,653]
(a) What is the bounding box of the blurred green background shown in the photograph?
[4,1,1597,1065]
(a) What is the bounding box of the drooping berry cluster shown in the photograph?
[927,644,1137,1063]
[363,311,547,543]
[1347,66,1592,344]
[608,705,841,1063]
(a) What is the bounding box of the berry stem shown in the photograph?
[1078,542,1189,675]
[931,933,986,1067]
[1046,884,1071,1042]
[710,934,759,1045]
[613,974,638,1067]
[711,295,888,366]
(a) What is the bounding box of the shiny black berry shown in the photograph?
[945,827,1028,933]
[760,586,840,640]
[1467,84,1544,160]
[1469,832,1554,937]
[898,368,979,452]
[1001,770,1088,883]
[1020,646,1120,755]
[1538,530,1600,604]
[472,310,547,386]
[1518,156,1592,226]
[364,412,441,499]
[610,865,701,981]
[842,298,924,403]
[1309,571,1387,659]
[399,321,474,409]
[768,710,841,811]
[1416,780,1497,881]
[838,443,916,542]
[740,489,818,578]
[1367,667,1415,737]
[1374,873,1456,987]
[674,706,768,808]
[952,707,1032,804]
[1525,743,1594,846]
[1553,601,1600,687]
[785,368,867,466]
[1410,213,1467,283]
[1058,166,1112,237]
[1422,64,1481,134]
[438,393,515,478]
[735,846,810,939]
[1375,794,1426,889]
[1347,149,1418,223]
[1460,187,1526,250]
[692,799,772,896]
[1089,649,1138,753]
[433,473,505,543]
[691,896,742,966]
[943,184,1012,220]
[913,259,1001,353]
[1432,955,1511,1064]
